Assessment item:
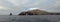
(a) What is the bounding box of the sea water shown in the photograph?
[0,15,60,22]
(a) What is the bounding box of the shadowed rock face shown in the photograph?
[18,9,48,15]
[18,12,27,15]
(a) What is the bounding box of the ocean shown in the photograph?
[0,15,60,22]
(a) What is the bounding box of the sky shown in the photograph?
[0,0,60,15]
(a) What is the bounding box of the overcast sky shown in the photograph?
[0,0,60,15]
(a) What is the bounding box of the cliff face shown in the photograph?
[18,9,48,15]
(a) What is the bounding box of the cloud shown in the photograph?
[0,0,60,15]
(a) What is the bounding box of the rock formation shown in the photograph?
[18,9,48,15]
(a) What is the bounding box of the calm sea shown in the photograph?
[0,15,60,22]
